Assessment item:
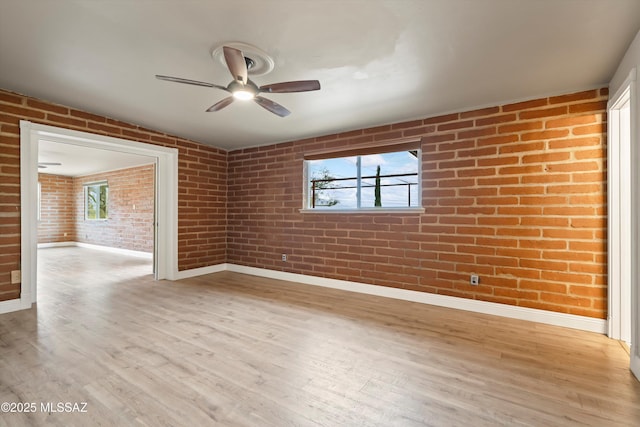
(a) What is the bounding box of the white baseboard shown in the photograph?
[37,241,76,248]
[0,297,31,315]
[38,241,153,259]
[75,242,153,259]
[224,264,607,334]
[3,250,608,334]
[631,350,640,381]
[174,263,229,280]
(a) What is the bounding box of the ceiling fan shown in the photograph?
[156,46,320,117]
[38,162,61,169]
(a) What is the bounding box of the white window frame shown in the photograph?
[301,139,424,214]
[84,181,109,220]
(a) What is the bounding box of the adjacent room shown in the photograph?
[1,1,640,425]
[37,140,156,257]
[36,140,157,306]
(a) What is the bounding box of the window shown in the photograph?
[304,142,421,210]
[85,181,108,220]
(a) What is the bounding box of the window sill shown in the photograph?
[299,207,425,214]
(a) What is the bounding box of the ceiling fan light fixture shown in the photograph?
[157,44,320,116]
[232,89,255,101]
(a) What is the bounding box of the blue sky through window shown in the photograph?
[308,151,419,209]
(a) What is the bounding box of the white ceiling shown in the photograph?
[1,0,639,151]
[39,139,154,177]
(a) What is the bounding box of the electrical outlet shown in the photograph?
[470,274,479,286]
[11,270,21,284]
[281,254,287,262]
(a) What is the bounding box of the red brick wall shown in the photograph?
[0,89,227,301]
[38,174,74,244]
[227,89,608,319]
[71,165,155,252]
[0,87,610,318]
[38,166,155,251]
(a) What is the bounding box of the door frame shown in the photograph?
[18,121,179,309]
[608,68,639,379]
[608,79,633,343]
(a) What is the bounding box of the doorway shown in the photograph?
[37,140,157,271]
[608,85,632,345]
[19,121,179,310]
[608,69,639,381]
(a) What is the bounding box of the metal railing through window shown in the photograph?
[310,172,418,208]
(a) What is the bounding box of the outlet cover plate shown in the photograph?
[11,270,21,284]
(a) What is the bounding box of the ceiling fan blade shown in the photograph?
[38,162,61,169]
[260,80,321,93]
[155,75,228,91]
[206,96,235,112]
[223,46,248,85]
[254,96,290,117]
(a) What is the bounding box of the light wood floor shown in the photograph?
[0,247,638,426]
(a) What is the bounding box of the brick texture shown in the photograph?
[38,174,74,244]
[1,87,609,319]
[0,89,227,301]
[74,165,155,252]
[39,165,155,252]
[227,88,609,319]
